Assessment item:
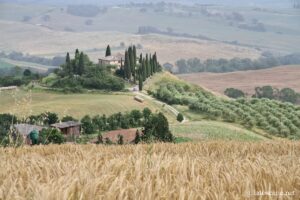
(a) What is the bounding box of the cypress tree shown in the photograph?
[139,53,143,64]
[142,59,146,81]
[133,46,137,83]
[124,50,131,80]
[120,57,125,79]
[105,45,111,57]
[146,54,150,78]
[78,52,85,75]
[75,49,80,59]
[154,58,157,73]
[149,54,153,76]
[74,49,80,74]
[65,52,72,75]
[138,67,143,91]
[133,45,137,68]
[128,46,135,83]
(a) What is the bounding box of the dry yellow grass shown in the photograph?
[0,142,299,200]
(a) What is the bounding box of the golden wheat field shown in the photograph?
[0,142,299,200]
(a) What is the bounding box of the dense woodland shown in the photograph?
[173,53,300,73]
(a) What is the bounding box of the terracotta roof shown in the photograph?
[51,121,81,129]
[102,128,140,143]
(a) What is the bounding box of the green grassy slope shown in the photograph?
[0,90,175,121]
[0,58,56,72]
[145,72,300,140]
[171,121,266,141]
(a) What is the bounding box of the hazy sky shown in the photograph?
[0,0,293,7]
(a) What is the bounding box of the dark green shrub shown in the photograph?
[39,128,65,144]
[177,113,184,122]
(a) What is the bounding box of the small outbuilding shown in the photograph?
[13,124,44,145]
[51,121,81,137]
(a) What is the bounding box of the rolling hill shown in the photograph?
[178,65,300,95]
[0,20,260,65]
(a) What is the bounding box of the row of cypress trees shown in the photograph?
[121,45,161,90]
[64,49,85,76]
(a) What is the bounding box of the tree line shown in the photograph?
[173,53,300,74]
[0,108,174,146]
[0,69,40,87]
[224,86,300,104]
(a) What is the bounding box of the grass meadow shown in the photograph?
[0,90,175,120]
[0,142,299,199]
[171,121,266,141]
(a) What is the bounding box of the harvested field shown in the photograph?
[102,128,138,143]
[178,65,300,95]
[0,142,299,199]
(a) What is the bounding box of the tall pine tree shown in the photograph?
[105,45,111,57]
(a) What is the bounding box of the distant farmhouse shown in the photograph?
[98,53,124,68]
